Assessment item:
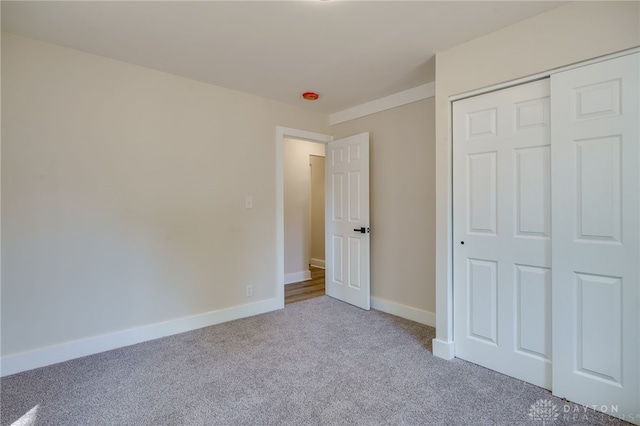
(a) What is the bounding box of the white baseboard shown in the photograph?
[432,339,455,360]
[284,270,311,285]
[310,258,325,269]
[1,297,281,377]
[370,296,436,327]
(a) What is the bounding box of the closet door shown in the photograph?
[551,53,639,422]
[453,79,552,389]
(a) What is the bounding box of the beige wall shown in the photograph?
[283,138,325,279]
[1,33,329,356]
[309,155,325,265]
[332,98,435,314]
[434,1,640,352]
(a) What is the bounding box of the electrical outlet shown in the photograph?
[246,285,253,298]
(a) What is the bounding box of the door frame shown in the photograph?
[433,47,640,360]
[275,126,333,308]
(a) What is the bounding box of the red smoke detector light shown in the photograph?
[302,92,319,101]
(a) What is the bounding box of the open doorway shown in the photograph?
[283,138,326,305]
[276,127,371,310]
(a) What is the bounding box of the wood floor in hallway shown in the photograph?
[285,266,325,305]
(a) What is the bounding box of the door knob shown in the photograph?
[353,227,370,234]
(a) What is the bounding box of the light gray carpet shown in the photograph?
[0,296,631,425]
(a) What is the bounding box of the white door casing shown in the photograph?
[276,126,332,308]
[453,80,552,389]
[551,53,639,421]
[325,133,371,310]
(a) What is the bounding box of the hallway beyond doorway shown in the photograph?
[285,267,325,305]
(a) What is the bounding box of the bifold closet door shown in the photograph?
[453,79,552,389]
[551,53,639,422]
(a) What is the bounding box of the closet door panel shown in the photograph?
[453,79,552,389]
[551,52,639,424]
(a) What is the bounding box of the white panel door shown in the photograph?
[453,80,552,389]
[551,53,639,422]
[325,133,370,310]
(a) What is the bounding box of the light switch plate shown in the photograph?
[245,196,253,209]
